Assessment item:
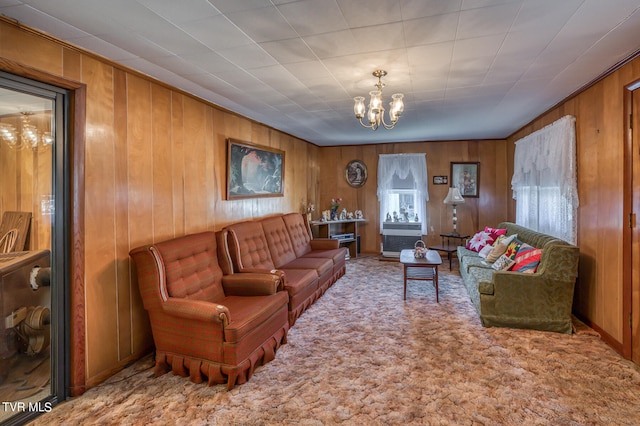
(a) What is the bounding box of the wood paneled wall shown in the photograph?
[508,56,640,347]
[0,18,319,386]
[316,140,510,254]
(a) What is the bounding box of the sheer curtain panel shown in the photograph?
[377,153,429,234]
[511,115,578,244]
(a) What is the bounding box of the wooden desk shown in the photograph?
[400,249,442,302]
[428,233,470,269]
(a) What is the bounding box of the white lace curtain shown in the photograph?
[377,153,429,234]
[511,115,578,244]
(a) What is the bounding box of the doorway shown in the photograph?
[0,73,69,425]
[625,82,640,364]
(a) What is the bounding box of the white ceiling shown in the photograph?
[1,0,640,146]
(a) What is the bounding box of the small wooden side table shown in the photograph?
[400,249,442,302]
[428,233,470,269]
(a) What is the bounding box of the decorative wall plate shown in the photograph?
[345,160,367,188]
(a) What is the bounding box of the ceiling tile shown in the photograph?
[207,0,273,14]
[406,42,454,75]
[284,61,334,81]
[451,34,504,75]
[456,2,521,39]
[303,30,360,58]
[135,0,221,24]
[226,6,299,42]
[403,13,459,47]
[217,43,278,69]
[336,0,402,27]
[399,0,462,19]
[277,0,349,36]
[259,38,318,64]
[180,15,254,50]
[178,51,240,74]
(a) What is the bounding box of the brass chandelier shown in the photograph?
[353,70,404,131]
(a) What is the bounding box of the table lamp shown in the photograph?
[443,187,465,236]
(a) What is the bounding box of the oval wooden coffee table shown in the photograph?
[400,249,443,302]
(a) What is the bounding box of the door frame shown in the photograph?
[0,58,87,395]
[623,80,640,361]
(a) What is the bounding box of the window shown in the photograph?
[387,189,418,222]
[511,115,578,244]
[377,154,429,234]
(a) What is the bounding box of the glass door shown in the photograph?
[0,75,68,425]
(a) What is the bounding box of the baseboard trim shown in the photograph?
[573,313,624,357]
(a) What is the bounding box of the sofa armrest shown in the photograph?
[162,298,230,324]
[235,268,287,286]
[310,239,339,250]
[221,272,283,296]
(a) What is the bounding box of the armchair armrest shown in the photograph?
[310,239,339,250]
[161,298,230,324]
[221,272,284,296]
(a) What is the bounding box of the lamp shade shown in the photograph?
[443,187,465,204]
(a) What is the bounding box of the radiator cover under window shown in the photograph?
[381,222,422,258]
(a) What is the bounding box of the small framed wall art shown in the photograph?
[345,159,367,188]
[433,176,448,185]
[450,162,480,198]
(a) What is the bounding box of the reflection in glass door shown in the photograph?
[0,76,67,425]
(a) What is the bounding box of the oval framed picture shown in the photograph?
[345,160,367,188]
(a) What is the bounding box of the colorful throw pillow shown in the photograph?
[492,254,515,271]
[478,244,494,259]
[485,236,513,263]
[504,238,524,260]
[484,226,507,241]
[512,244,543,273]
[465,231,492,252]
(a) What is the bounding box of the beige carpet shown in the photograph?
[31,256,640,425]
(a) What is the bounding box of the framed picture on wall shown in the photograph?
[433,176,448,185]
[450,162,480,198]
[226,138,285,200]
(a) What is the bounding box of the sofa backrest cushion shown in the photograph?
[154,231,225,303]
[498,222,562,249]
[497,222,579,280]
[282,213,312,257]
[226,220,276,271]
[260,216,297,268]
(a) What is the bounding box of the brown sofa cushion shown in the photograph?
[226,221,276,271]
[222,292,289,343]
[155,231,225,302]
[282,212,312,257]
[282,257,333,277]
[261,216,297,268]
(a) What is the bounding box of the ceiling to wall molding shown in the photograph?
[1,0,640,146]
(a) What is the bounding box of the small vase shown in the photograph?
[331,207,338,221]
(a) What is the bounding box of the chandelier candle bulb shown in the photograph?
[353,97,365,118]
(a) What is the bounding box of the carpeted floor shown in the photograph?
[30,256,640,425]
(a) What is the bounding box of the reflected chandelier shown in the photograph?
[353,70,404,131]
[0,112,52,150]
